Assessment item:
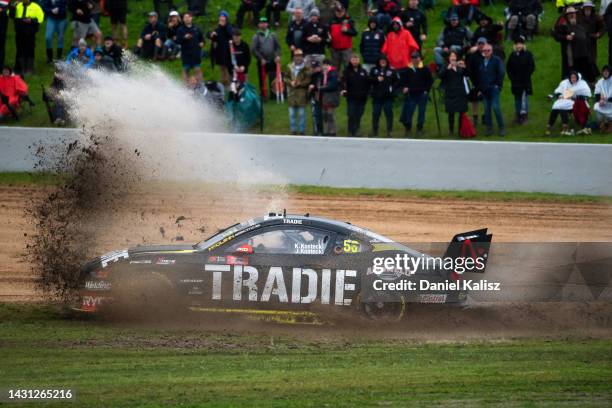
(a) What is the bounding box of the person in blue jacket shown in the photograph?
[476,43,505,136]
[66,38,94,68]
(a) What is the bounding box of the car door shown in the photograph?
[218,225,337,309]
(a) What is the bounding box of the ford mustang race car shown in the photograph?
[76,212,492,320]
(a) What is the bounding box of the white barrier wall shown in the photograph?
[1,126,611,195]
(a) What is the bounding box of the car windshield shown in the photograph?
[194,221,252,250]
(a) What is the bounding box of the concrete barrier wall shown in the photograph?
[1,126,611,195]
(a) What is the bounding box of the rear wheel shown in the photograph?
[356,292,407,322]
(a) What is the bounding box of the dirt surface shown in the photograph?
[2,183,611,301]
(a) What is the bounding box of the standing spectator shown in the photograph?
[329,3,356,73]
[105,0,128,49]
[381,17,419,72]
[472,15,503,51]
[580,1,604,84]
[284,48,310,134]
[375,0,400,29]
[506,35,535,124]
[311,58,339,135]
[286,0,315,19]
[252,17,281,98]
[465,37,485,125]
[134,11,165,60]
[546,71,591,135]
[66,38,94,67]
[162,10,181,60]
[68,0,101,47]
[594,65,612,131]
[318,0,336,26]
[43,0,67,63]
[12,0,45,74]
[236,0,264,29]
[285,8,306,53]
[553,7,593,82]
[208,11,233,86]
[102,35,123,69]
[9,0,45,74]
[176,11,204,83]
[477,43,505,136]
[449,0,483,26]
[439,51,469,136]
[360,16,384,73]
[603,0,612,66]
[506,0,541,41]
[434,13,472,68]
[0,0,7,68]
[308,59,323,134]
[341,53,369,136]
[400,0,427,49]
[265,0,287,27]
[369,55,397,137]
[229,29,250,82]
[399,51,432,137]
[302,8,328,65]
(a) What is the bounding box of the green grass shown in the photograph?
[1,0,611,142]
[0,303,611,407]
[2,171,610,202]
[0,171,63,186]
[285,184,612,203]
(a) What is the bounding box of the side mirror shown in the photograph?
[235,244,254,254]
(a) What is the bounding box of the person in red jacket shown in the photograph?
[381,17,419,75]
[329,3,356,73]
[0,66,28,120]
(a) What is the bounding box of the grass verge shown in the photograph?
[0,303,611,407]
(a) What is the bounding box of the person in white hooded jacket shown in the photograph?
[546,71,591,136]
[594,65,612,130]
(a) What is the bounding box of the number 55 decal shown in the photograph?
[343,239,360,253]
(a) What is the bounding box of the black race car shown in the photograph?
[76,212,492,320]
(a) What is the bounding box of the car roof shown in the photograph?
[195,212,394,250]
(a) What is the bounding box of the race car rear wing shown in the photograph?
[443,228,493,278]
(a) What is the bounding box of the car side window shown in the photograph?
[225,228,331,255]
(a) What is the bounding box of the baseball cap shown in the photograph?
[411,51,421,58]
[78,38,88,47]
[310,8,320,16]
[259,16,268,23]
[582,1,594,7]
[449,13,459,20]
[476,37,487,44]
[294,49,304,56]
[169,10,179,16]
[565,6,577,14]
[514,35,526,44]
[148,11,158,17]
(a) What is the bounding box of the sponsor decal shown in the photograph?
[155,257,176,265]
[84,280,112,291]
[207,234,235,251]
[100,249,129,268]
[130,259,152,264]
[283,219,302,225]
[418,294,447,304]
[81,295,111,311]
[202,264,356,306]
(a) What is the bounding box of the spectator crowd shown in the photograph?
[0,0,611,135]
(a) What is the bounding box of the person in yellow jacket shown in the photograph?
[11,0,44,74]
